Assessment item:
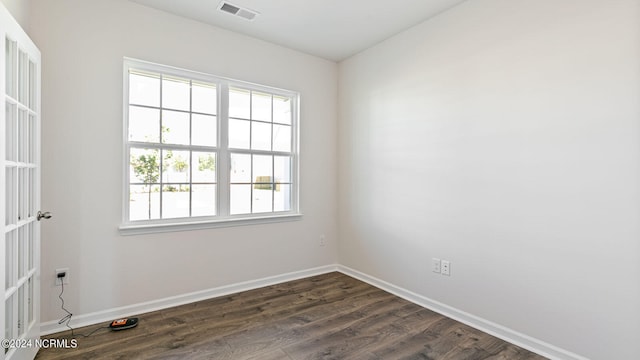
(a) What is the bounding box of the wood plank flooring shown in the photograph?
[35,272,547,360]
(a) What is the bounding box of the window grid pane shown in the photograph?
[227,86,296,215]
[241,88,294,214]
[127,67,219,221]
[129,147,217,220]
[229,153,293,214]
[229,88,294,154]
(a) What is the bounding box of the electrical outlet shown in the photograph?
[432,258,441,273]
[441,260,450,276]
[319,235,326,247]
[55,268,69,286]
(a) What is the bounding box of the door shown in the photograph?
[1,3,42,360]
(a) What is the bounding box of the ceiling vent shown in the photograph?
[218,1,259,21]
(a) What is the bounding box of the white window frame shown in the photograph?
[119,58,301,235]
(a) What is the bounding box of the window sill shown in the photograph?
[119,213,303,236]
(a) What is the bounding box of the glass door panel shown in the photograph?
[2,5,41,359]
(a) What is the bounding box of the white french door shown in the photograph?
[1,3,42,360]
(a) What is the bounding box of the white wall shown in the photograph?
[0,0,30,32]
[338,0,640,359]
[29,0,338,324]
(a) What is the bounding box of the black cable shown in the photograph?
[57,280,73,333]
[57,280,110,338]
[75,325,110,338]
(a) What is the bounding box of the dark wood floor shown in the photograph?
[36,272,546,360]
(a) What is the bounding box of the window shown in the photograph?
[121,59,299,234]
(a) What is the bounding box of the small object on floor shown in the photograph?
[109,317,138,331]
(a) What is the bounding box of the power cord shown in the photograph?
[57,273,110,338]
[57,278,72,331]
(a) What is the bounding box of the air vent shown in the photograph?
[236,8,257,21]
[220,3,240,15]
[218,1,259,21]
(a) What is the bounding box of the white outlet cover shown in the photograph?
[55,268,69,286]
[432,258,441,273]
[441,260,450,276]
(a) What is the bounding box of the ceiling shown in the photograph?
[130,0,468,61]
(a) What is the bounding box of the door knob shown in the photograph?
[37,211,52,221]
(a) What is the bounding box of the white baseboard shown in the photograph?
[41,263,588,360]
[40,264,339,335]
[337,265,589,360]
